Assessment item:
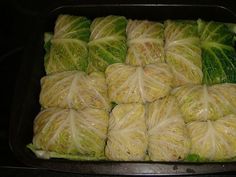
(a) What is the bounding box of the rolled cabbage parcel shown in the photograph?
[40,70,111,111]
[172,83,236,122]
[88,15,127,72]
[105,104,148,161]
[164,20,203,86]
[126,20,164,66]
[106,63,173,104]
[44,15,91,74]
[187,114,236,161]
[147,96,190,161]
[29,107,109,160]
[198,19,236,85]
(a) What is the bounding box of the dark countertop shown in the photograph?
[1,0,236,176]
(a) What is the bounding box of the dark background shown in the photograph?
[1,0,236,176]
[0,0,25,167]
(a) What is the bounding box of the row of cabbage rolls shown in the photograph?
[28,15,236,162]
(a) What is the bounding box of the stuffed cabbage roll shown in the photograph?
[29,107,109,160]
[105,104,148,161]
[172,83,236,122]
[44,15,91,74]
[147,96,190,161]
[40,71,110,111]
[88,15,127,72]
[198,19,236,85]
[126,20,164,66]
[106,63,173,104]
[164,20,202,86]
[187,114,236,161]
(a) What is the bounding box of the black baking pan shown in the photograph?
[9,2,236,175]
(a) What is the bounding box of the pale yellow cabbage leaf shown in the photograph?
[164,20,202,86]
[32,107,109,160]
[126,20,164,66]
[147,96,190,161]
[188,114,236,161]
[106,63,173,104]
[40,71,110,111]
[172,83,236,122]
[105,104,148,161]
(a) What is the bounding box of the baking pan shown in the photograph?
[9,3,236,175]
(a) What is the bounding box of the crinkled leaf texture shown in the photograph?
[106,63,173,104]
[88,15,127,72]
[164,20,202,86]
[172,83,236,122]
[53,15,91,41]
[40,71,111,111]
[226,23,236,44]
[31,107,109,160]
[105,104,148,161]
[187,114,236,161]
[126,20,164,66]
[147,96,190,161]
[198,19,236,85]
[44,32,53,52]
[44,15,91,74]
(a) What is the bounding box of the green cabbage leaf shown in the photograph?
[88,15,127,72]
[198,19,236,84]
[44,15,91,74]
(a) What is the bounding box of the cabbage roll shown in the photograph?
[88,15,127,72]
[198,19,236,85]
[105,104,148,160]
[172,83,236,122]
[164,20,202,86]
[40,71,110,111]
[106,63,173,104]
[147,96,190,161]
[126,20,164,66]
[44,15,91,74]
[187,114,236,161]
[30,107,109,160]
